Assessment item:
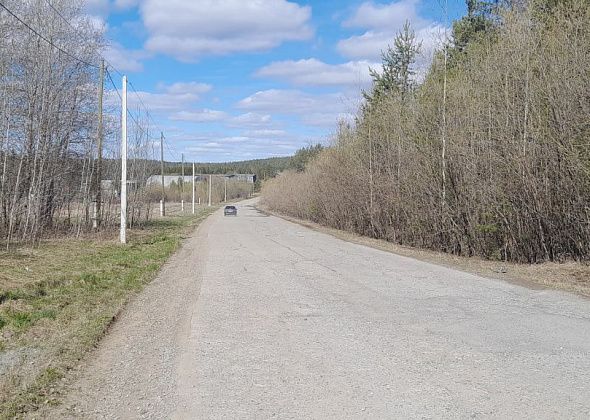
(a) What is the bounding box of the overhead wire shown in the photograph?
[5,0,178,164]
[0,0,99,69]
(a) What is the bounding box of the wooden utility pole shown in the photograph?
[93,59,104,229]
[224,176,227,202]
[160,132,165,216]
[181,153,185,212]
[120,75,127,244]
[208,174,212,207]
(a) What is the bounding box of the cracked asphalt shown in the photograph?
[52,198,590,419]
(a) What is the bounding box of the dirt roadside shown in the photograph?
[257,206,590,299]
[31,212,215,419]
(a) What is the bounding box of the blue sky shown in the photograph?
[86,0,467,162]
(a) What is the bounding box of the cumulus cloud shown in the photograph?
[103,42,149,72]
[243,129,287,138]
[343,0,427,30]
[255,58,376,87]
[170,109,227,122]
[140,0,313,61]
[227,113,274,129]
[337,0,446,66]
[158,81,212,96]
[106,80,211,114]
[181,134,302,161]
[114,0,141,9]
[237,89,355,127]
[238,89,341,114]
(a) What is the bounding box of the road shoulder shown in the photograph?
[34,209,217,419]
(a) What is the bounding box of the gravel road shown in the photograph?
[51,198,590,419]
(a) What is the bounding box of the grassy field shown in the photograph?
[0,206,216,418]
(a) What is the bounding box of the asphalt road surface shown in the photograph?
[54,198,590,419]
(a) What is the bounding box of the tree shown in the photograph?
[451,0,500,58]
[364,21,422,106]
[290,144,324,172]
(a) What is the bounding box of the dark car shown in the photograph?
[224,205,237,216]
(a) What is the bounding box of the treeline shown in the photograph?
[263,0,590,263]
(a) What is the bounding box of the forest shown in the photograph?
[262,0,590,263]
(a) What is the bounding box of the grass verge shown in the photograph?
[259,206,590,299]
[0,207,216,419]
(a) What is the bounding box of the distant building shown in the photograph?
[146,175,200,187]
[146,174,256,186]
[225,173,256,183]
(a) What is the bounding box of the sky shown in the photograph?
[85,0,467,163]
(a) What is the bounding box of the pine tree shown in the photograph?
[364,21,422,107]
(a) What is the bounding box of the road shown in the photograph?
[53,198,590,419]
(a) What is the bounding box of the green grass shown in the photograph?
[0,207,216,419]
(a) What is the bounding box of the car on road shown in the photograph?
[224,205,237,216]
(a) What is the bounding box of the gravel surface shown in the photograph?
[48,198,590,419]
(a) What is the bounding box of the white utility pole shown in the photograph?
[160,132,165,217]
[120,75,127,244]
[192,162,195,214]
[181,153,185,212]
[208,174,212,207]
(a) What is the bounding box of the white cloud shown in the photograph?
[302,113,354,128]
[103,42,149,72]
[126,91,198,111]
[106,80,211,114]
[181,134,301,160]
[227,113,274,129]
[343,0,427,30]
[243,129,287,138]
[237,89,356,127]
[158,82,212,96]
[238,89,341,114]
[114,0,141,9]
[256,58,376,87]
[141,0,313,60]
[337,0,446,65]
[170,109,227,122]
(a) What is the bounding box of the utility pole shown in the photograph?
[120,75,127,244]
[160,132,165,216]
[224,176,227,202]
[93,59,104,229]
[192,162,195,214]
[208,174,212,207]
[181,153,185,212]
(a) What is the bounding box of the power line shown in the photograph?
[39,0,174,159]
[106,68,174,163]
[42,0,129,80]
[23,0,175,163]
[43,0,73,32]
[106,68,150,137]
[0,0,99,69]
